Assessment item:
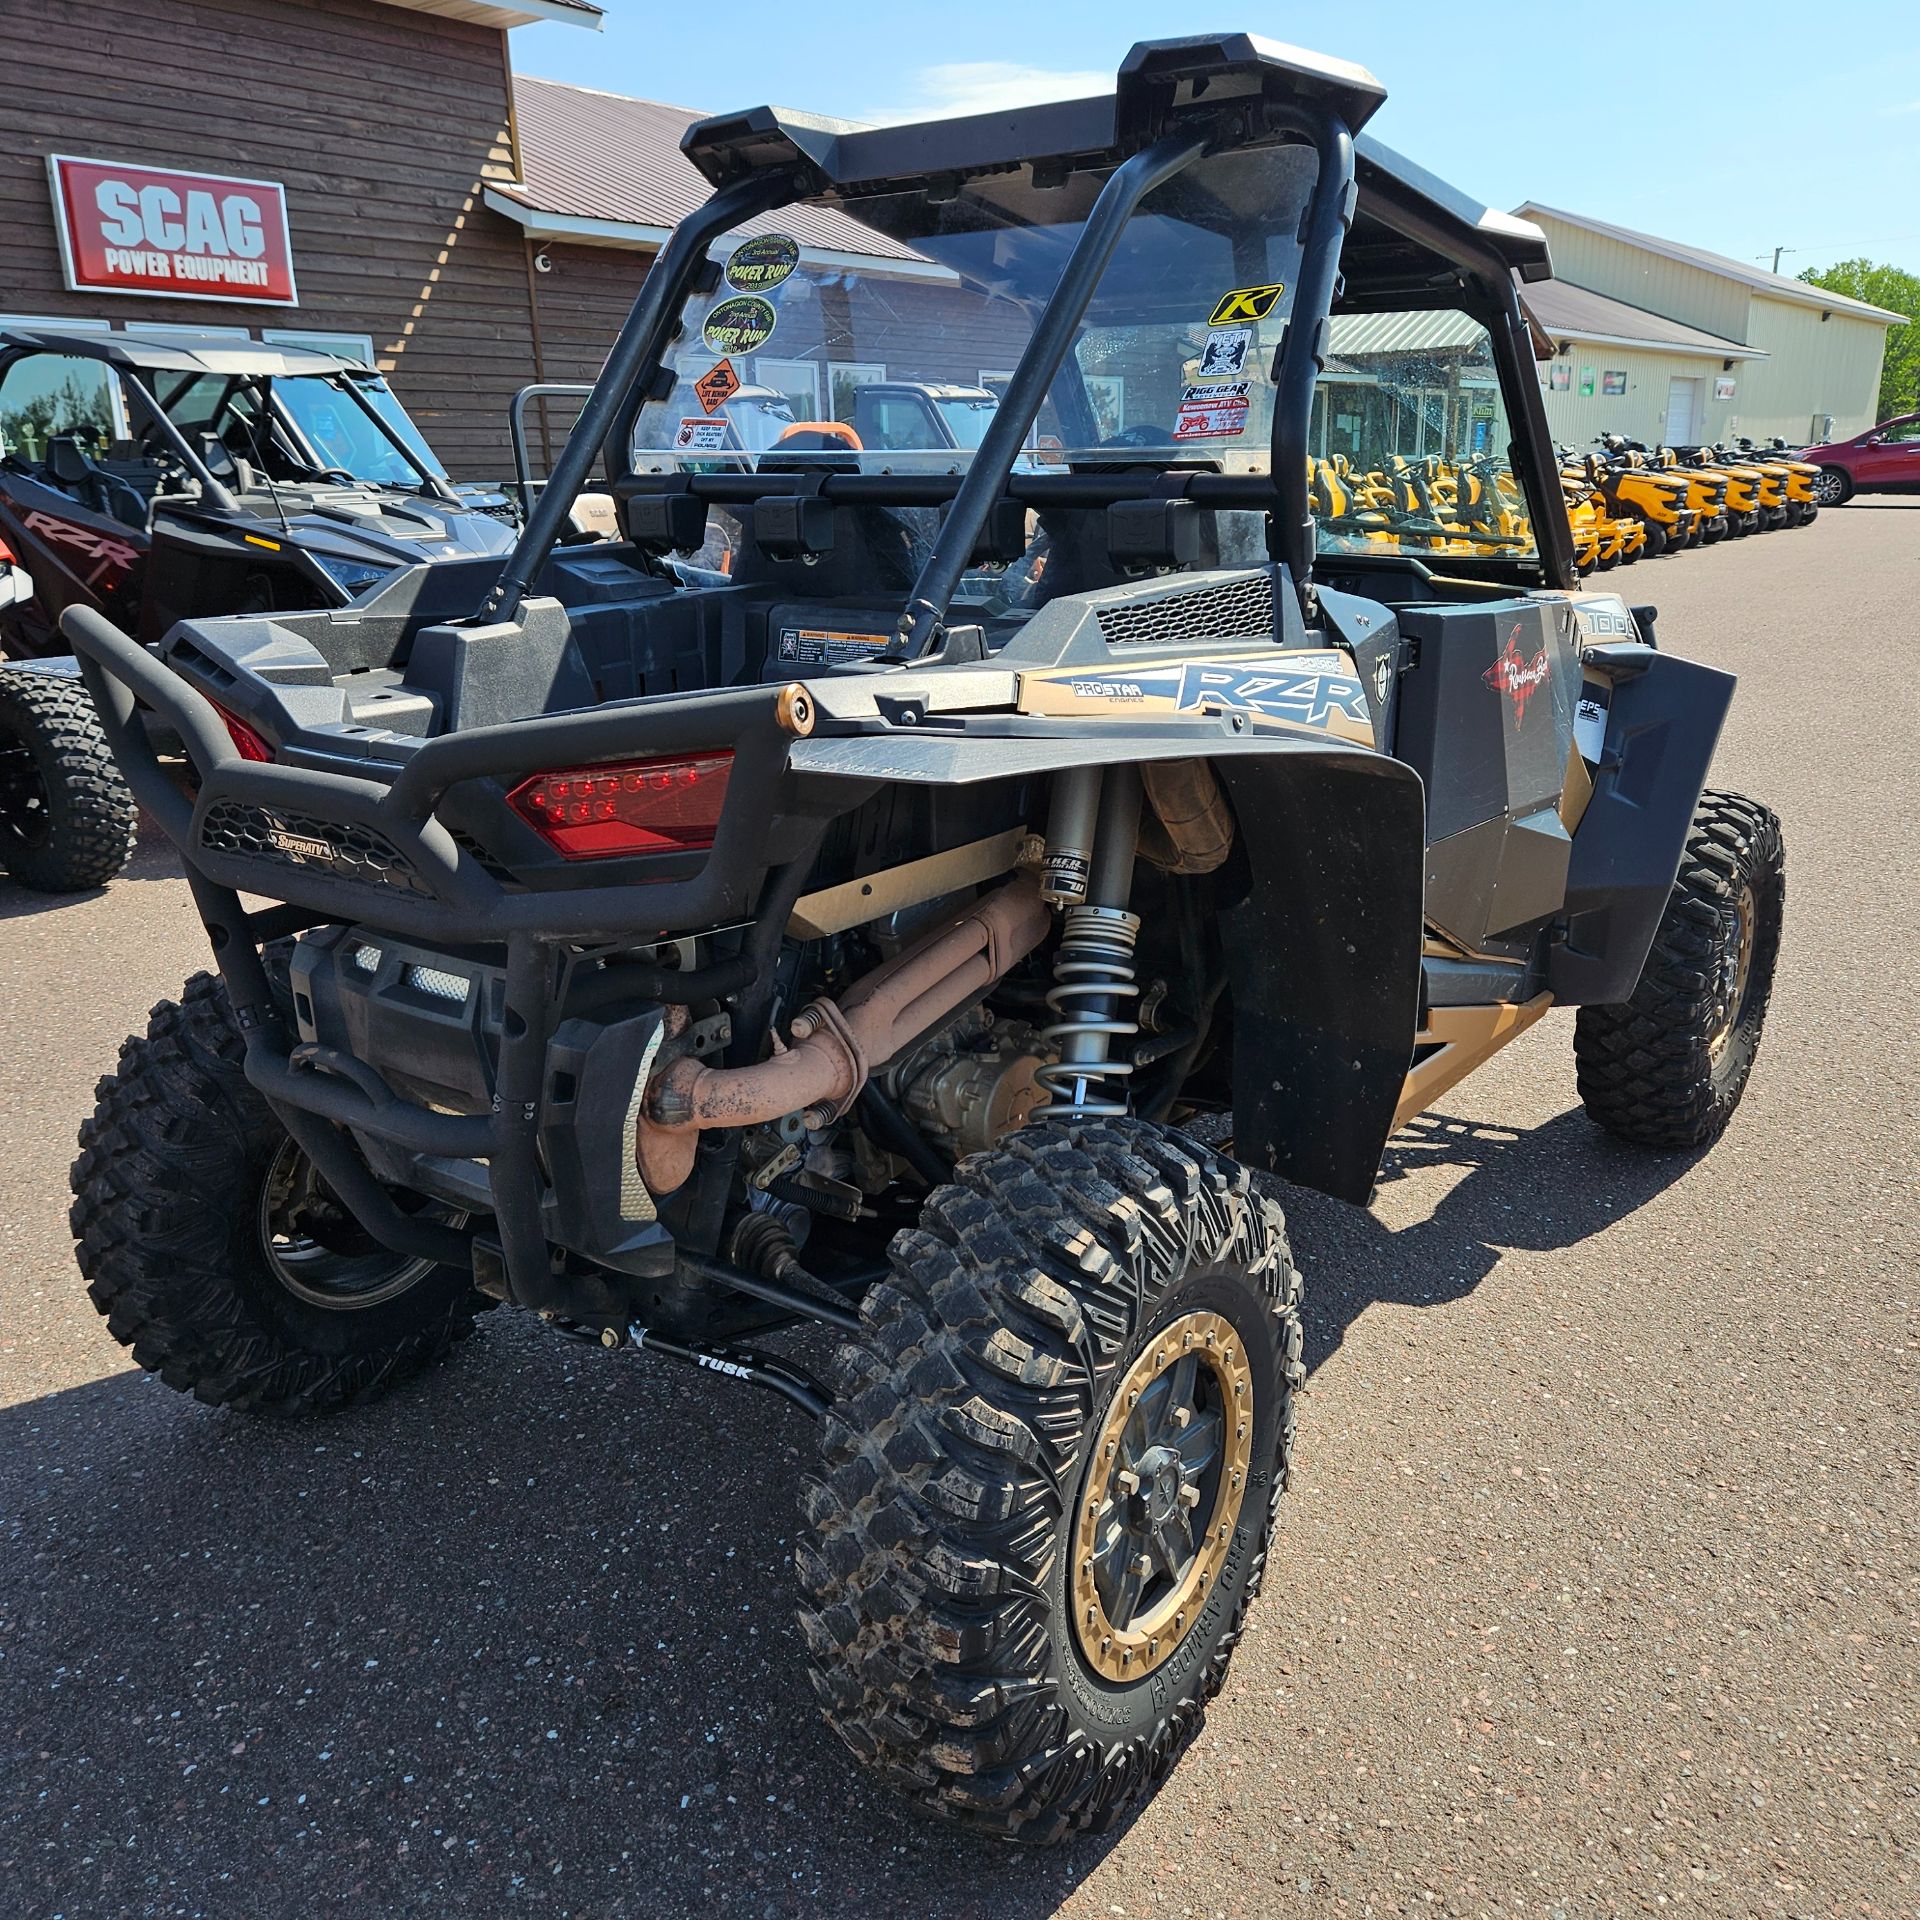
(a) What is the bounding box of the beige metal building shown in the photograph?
[1517,204,1905,450]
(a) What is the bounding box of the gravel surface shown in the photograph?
[2,502,1915,1918]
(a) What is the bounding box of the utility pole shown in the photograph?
[1770,245,1793,274]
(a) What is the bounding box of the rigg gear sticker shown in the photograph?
[724,234,800,292]
[702,295,777,355]
[1173,381,1250,441]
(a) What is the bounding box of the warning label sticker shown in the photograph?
[1207,282,1286,326]
[1192,327,1253,380]
[694,358,741,414]
[775,627,888,666]
[673,417,731,452]
[1173,381,1251,440]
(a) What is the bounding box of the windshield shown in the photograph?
[632,142,1319,478]
[936,394,998,449]
[146,368,436,489]
[1309,310,1538,562]
[275,374,435,485]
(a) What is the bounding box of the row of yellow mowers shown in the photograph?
[1560,436,1821,572]
[1309,436,1821,569]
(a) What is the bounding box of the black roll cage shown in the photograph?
[480,40,1573,635]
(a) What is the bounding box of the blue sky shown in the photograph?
[515,1,1920,278]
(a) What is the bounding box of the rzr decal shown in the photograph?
[1208,283,1286,325]
[22,509,140,588]
[1021,652,1370,741]
[1483,624,1552,728]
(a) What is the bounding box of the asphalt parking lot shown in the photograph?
[2,502,1915,1919]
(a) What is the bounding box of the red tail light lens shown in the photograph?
[213,704,273,762]
[507,751,733,860]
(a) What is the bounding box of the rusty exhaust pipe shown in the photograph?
[635,873,1050,1194]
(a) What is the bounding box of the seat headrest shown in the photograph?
[46,436,91,485]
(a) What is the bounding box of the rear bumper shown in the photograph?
[62,603,808,1315]
[62,603,799,947]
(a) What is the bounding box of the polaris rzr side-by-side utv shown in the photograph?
[64,35,1784,1842]
[0,331,516,890]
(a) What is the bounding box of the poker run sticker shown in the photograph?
[1207,282,1286,326]
[776,627,887,665]
[1173,381,1250,441]
[725,234,800,292]
[693,358,741,414]
[1193,326,1252,380]
[702,295,777,355]
[673,417,731,452]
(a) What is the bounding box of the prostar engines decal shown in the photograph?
[1483,623,1552,729]
[1019,649,1373,744]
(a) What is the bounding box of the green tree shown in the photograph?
[1799,259,1920,419]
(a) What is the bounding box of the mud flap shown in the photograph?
[1216,754,1425,1204]
[1548,644,1735,1006]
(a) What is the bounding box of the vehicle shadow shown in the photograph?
[0,1103,1696,1917]
[1275,1105,1703,1376]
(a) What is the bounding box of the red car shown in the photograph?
[1797,412,1920,504]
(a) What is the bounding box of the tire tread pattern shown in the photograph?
[795,1118,1302,1843]
[0,668,137,891]
[69,972,478,1415]
[1573,789,1784,1149]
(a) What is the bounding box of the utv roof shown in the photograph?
[0,329,363,380]
[678,32,1552,284]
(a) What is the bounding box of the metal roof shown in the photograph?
[1516,203,1909,326]
[498,77,928,264]
[1519,279,1768,360]
[1327,310,1488,355]
[375,0,601,28]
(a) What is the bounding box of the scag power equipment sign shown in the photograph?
[48,155,298,305]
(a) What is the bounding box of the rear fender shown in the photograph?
[789,729,1426,1205]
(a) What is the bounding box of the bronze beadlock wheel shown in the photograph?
[797,1119,1303,1842]
[1070,1309,1254,1682]
[1707,881,1757,1065]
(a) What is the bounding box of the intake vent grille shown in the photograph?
[199,801,428,895]
[1095,572,1276,647]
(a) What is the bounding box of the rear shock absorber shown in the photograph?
[1036,766,1144,1120]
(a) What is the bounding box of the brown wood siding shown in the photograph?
[0,0,538,479]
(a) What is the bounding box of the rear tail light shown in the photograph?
[506,751,733,861]
[213,703,273,762]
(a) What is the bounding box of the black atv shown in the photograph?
[63,34,1784,1841]
[0,330,517,890]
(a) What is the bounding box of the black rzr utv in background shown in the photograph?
[64,34,1784,1841]
[0,332,517,890]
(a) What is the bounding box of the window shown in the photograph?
[261,329,378,368]
[754,358,821,422]
[828,362,886,423]
[1312,309,1536,563]
[0,348,120,462]
[122,323,251,349]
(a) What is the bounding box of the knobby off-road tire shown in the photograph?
[1574,790,1784,1150]
[0,667,137,892]
[796,1119,1303,1843]
[71,971,481,1414]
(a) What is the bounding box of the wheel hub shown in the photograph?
[1709,882,1757,1062]
[1070,1308,1254,1682]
